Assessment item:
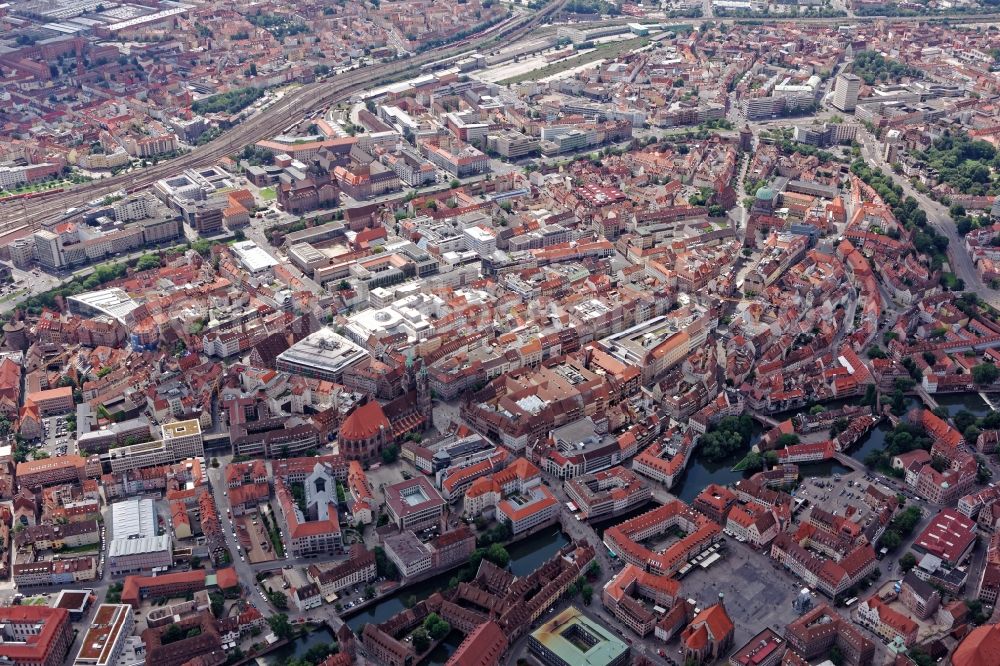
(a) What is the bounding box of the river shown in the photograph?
[254,626,338,666]
[843,393,993,466]
[344,527,570,635]
[933,392,991,418]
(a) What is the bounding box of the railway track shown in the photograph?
[0,0,569,236]
[3,2,995,237]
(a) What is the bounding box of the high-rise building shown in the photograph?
[833,73,861,112]
[33,230,62,270]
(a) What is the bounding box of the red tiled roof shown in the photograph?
[339,401,390,441]
[953,623,1000,666]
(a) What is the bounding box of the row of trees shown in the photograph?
[850,161,952,276]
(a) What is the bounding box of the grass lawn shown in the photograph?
[0,179,71,198]
[259,187,276,201]
[499,36,651,85]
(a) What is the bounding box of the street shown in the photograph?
[856,126,1000,308]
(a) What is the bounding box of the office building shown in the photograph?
[528,606,629,666]
[74,604,135,666]
[833,73,861,112]
[384,476,445,531]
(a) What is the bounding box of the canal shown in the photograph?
[841,393,996,466]
[934,392,991,418]
[254,626,337,666]
[344,526,570,635]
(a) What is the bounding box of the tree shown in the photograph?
[899,552,917,573]
[374,547,398,579]
[162,623,185,644]
[967,598,989,624]
[485,543,510,568]
[267,613,293,640]
[581,584,593,605]
[135,254,161,271]
[209,592,225,618]
[364,584,375,599]
[412,627,430,653]
[381,444,399,464]
[776,433,801,448]
[973,363,999,386]
[829,645,843,666]
[303,643,335,664]
[404,595,417,608]
[879,530,901,551]
[267,590,289,611]
[424,613,451,640]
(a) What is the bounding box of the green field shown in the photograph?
[259,186,276,201]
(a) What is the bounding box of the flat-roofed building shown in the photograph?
[107,534,172,576]
[104,420,203,473]
[230,240,279,278]
[74,604,135,666]
[383,530,433,578]
[385,476,445,531]
[275,328,370,382]
[528,606,629,666]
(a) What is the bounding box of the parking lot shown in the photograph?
[794,467,915,528]
[41,415,75,458]
[236,513,277,565]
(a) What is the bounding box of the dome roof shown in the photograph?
[755,186,775,201]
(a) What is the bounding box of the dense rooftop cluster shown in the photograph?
[2,6,1000,666]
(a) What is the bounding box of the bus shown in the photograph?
[844,597,858,607]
